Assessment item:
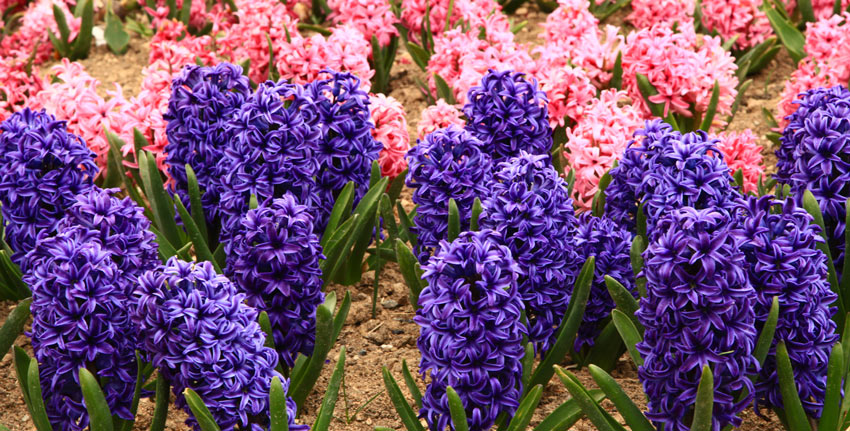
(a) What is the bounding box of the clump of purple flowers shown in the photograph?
[776,85,850,269]
[416,230,525,431]
[463,70,552,164]
[572,213,636,351]
[637,207,757,431]
[481,152,576,354]
[738,195,838,416]
[133,258,305,431]
[165,63,251,221]
[227,194,325,368]
[0,108,97,267]
[25,226,137,430]
[218,80,321,243]
[406,125,493,263]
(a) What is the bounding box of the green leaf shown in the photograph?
[26,358,52,431]
[776,341,813,431]
[610,51,623,91]
[13,347,33,411]
[53,4,71,47]
[733,168,745,190]
[259,311,276,350]
[611,309,644,367]
[270,377,290,431]
[80,368,115,431]
[0,250,27,299]
[380,194,399,241]
[388,170,407,204]
[0,297,30,361]
[406,42,431,71]
[71,0,93,59]
[842,198,850,298]
[313,348,346,431]
[48,30,68,57]
[117,352,146,431]
[174,196,220,272]
[185,165,209,243]
[179,0,191,25]
[554,367,617,431]
[699,80,720,131]
[150,377,170,431]
[401,360,423,410]
[335,178,390,285]
[266,32,279,82]
[322,182,355,248]
[820,342,843,431]
[583,320,625,372]
[635,73,664,118]
[396,202,417,249]
[764,7,806,63]
[434,74,456,105]
[332,291,351,343]
[604,276,640,328]
[382,367,425,431]
[521,342,534,391]
[690,365,714,431]
[802,191,844,315]
[184,388,222,431]
[397,239,425,309]
[138,151,183,250]
[447,198,460,241]
[797,0,815,23]
[469,198,482,232]
[534,390,605,431]
[289,303,334,410]
[629,236,646,297]
[588,365,652,431]
[105,132,149,216]
[505,385,544,431]
[753,296,779,366]
[320,214,360,282]
[592,166,614,217]
[447,386,469,431]
[104,10,130,54]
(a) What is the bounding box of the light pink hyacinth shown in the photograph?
[276,24,374,91]
[400,0,506,42]
[713,130,764,194]
[776,59,840,126]
[218,0,298,83]
[537,66,596,128]
[564,90,643,210]
[416,100,465,140]
[142,0,211,29]
[627,0,694,29]
[700,0,771,49]
[327,0,399,47]
[0,58,43,122]
[370,94,410,178]
[0,0,80,63]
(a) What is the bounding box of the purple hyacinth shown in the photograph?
[24,226,137,430]
[164,63,251,222]
[306,70,382,228]
[572,213,636,351]
[738,195,838,416]
[406,125,493,263]
[133,258,306,431]
[463,69,552,164]
[637,207,758,431]
[480,152,577,354]
[217,80,321,244]
[226,194,325,368]
[416,230,525,431]
[776,85,850,270]
[0,108,97,268]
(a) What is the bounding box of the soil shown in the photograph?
[0,2,795,430]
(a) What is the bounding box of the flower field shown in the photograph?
[0,0,848,430]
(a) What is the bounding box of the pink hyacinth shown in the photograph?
[805,13,850,82]
[326,0,399,47]
[416,100,464,140]
[370,94,410,178]
[149,20,220,72]
[400,0,506,42]
[276,24,374,91]
[564,90,643,210]
[776,59,840,126]
[0,58,43,122]
[713,130,764,194]
[786,0,850,20]
[537,66,596,128]
[0,0,80,63]
[142,0,211,29]
[700,0,771,49]
[627,0,694,29]
[218,0,298,83]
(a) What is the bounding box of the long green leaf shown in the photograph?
[583,320,625,372]
[521,342,534,390]
[611,309,644,367]
[138,151,182,249]
[382,367,425,431]
[798,0,815,23]
[447,386,469,431]
[336,178,390,284]
[820,342,843,431]
[635,73,664,118]
[434,74,456,105]
[313,348,346,431]
[71,0,93,59]
[753,296,779,366]
[332,291,351,343]
[270,377,290,431]
[79,368,115,431]
[505,385,543,431]
[320,214,359,279]
[396,239,424,309]
[776,341,813,431]
[13,347,33,412]
[469,198,482,232]
[690,365,714,431]
[174,196,220,272]
[534,390,605,431]
[0,298,31,361]
[289,303,334,410]
[554,367,616,431]
[0,250,28,299]
[401,360,423,410]
[117,352,145,431]
[27,359,52,431]
[764,7,806,63]
[183,388,221,431]
[610,52,623,90]
[380,194,399,241]
[842,198,850,298]
[149,376,169,431]
[629,236,646,297]
[604,276,640,328]
[447,198,460,241]
[53,4,71,47]
[185,165,209,243]
[406,42,430,71]
[699,81,720,131]
[802,191,844,316]
[396,202,417,248]
[104,8,129,54]
[588,365,652,431]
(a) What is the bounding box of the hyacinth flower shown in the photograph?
[24,226,138,430]
[133,258,306,431]
[406,125,494,263]
[481,152,577,354]
[0,108,98,268]
[370,94,410,179]
[415,230,525,431]
[164,62,251,223]
[463,70,552,164]
[227,195,325,368]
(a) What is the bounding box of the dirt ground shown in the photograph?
[0,3,795,431]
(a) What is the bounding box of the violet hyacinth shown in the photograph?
[133,258,306,431]
[416,230,525,431]
[637,207,758,431]
[406,125,494,263]
[25,227,137,430]
[227,194,325,368]
[481,152,577,354]
[776,85,850,269]
[738,195,838,416]
[164,62,251,222]
[463,70,552,164]
[0,108,97,267]
[572,213,636,351]
[218,80,321,243]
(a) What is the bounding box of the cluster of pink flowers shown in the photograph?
[142,0,213,30]
[400,0,504,42]
[700,0,771,50]
[416,100,464,140]
[0,58,43,122]
[537,66,596,128]
[564,90,644,209]
[627,0,694,30]
[276,25,374,91]
[785,0,850,20]
[327,0,399,47]
[713,129,764,194]
[370,94,410,178]
[0,0,80,63]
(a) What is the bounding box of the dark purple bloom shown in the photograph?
[217,80,321,244]
[636,207,758,431]
[133,258,306,431]
[776,85,850,270]
[406,125,493,263]
[572,213,636,351]
[463,70,552,164]
[481,152,577,354]
[24,226,137,430]
[416,230,525,431]
[165,63,251,222]
[0,108,97,268]
[226,194,325,368]
[737,195,838,416]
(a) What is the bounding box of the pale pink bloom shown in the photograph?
[149,20,220,72]
[327,0,399,47]
[537,66,596,128]
[700,0,771,49]
[141,0,211,29]
[777,59,839,126]
[694,35,739,129]
[786,0,850,20]
[417,100,464,140]
[370,94,410,178]
[805,13,850,82]
[218,0,298,82]
[541,0,599,46]
[0,0,80,64]
[713,129,763,194]
[400,0,506,42]
[564,90,643,210]
[0,58,43,122]
[276,24,374,91]
[627,0,694,29]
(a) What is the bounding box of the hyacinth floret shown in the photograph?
[637,207,758,431]
[481,152,577,354]
[226,194,325,368]
[463,69,552,164]
[738,195,838,416]
[25,226,137,430]
[406,125,494,263]
[164,62,251,221]
[0,108,97,267]
[133,258,306,431]
[416,230,525,431]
